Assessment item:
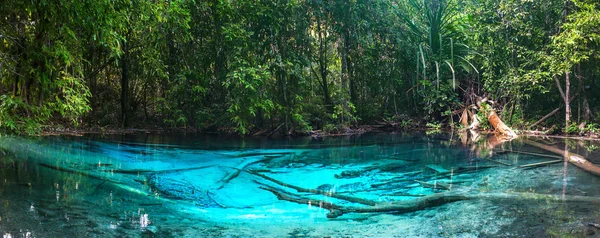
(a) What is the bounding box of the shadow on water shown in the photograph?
[1,132,600,237]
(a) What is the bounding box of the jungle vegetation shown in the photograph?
[0,0,599,135]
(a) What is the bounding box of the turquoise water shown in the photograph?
[1,132,600,237]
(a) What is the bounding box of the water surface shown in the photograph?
[1,132,600,237]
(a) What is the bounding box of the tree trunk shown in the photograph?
[121,36,129,128]
[487,110,518,138]
[523,140,600,177]
[554,72,571,131]
[530,107,561,129]
[317,19,333,113]
[582,96,590,122]
[341,31,349,93]
[508,101,516,125]
[166,29,176,99]
[578,67,591,121]
[348,48,356,104]
[565,71,570,129]
[473,97,517,138]
[340,29,350,122]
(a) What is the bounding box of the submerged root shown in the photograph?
[250,171,377,206]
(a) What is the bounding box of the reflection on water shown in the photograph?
[0,133,600,237]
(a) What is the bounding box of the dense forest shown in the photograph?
[0,0,599,135]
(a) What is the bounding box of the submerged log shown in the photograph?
[519,160,563,169]
[483,157,512,166]
[215,156,274,189]
[496,149,562,159]
[414,180,451,190]
[250,171,377,206]
[262,185,600,219]
[523,140,600,177]
[102,165,215,174]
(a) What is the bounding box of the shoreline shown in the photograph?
[39,125,600,141]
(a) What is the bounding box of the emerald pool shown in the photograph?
[1,133,600,237]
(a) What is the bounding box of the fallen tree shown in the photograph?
[475,97,518,139]
[523,139,600,176]
[260,185,600,219]
[460,96,518,141]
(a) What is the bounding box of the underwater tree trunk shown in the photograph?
[317,18,333,113]
[523,140,600,177]
[252,171,377,206]
[121,35,129,128]
[261,185,600,219]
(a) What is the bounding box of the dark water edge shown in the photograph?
[1,132,600,237]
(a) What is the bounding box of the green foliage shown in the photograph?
[224,64,274,135]
[52,75,92,125]
[422,84,461,120]
[585,144,599,152]
[565,123,580,135]
[0,0,599,136]
[426,122,442,130]
[476,110,491,131]
[0,96,44,135]
[583,123,599,134]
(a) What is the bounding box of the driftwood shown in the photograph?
[523,140,600,176]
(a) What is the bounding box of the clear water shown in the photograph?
[1,132,600,237]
